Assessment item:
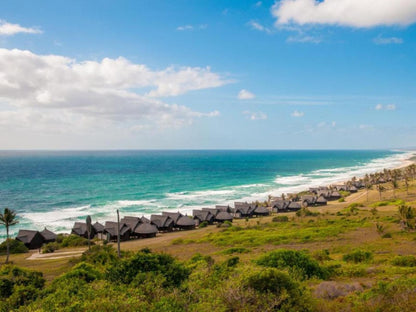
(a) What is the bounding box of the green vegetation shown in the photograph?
[59,234,92,247]
[343,249,373,263]
[0,239,28,255]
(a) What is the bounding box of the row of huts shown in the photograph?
[15,182,362,249]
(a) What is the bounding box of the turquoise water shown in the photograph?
[0,150,412,239]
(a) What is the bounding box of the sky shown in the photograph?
[0,0,416,150]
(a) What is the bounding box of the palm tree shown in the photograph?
[376,184,385,201]
[365,183,372,202]
[391,179,399,199]
[404,176,410,195]
[0,208,19,264]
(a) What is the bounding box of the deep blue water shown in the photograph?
[0,150,412,239]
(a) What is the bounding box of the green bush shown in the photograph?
[57,262,102,283]
[60,234,92,247]
[391,255,416,267]
[338,198,345,202]
[221,247,250,255]
[0,239,28,255]
[42,242,59,254]
[343,249,373,263]
[81,245,118,265]
[245,268,297,293]
[198,221,209,228]
[256,249,331,280]
[272,216,289,222]
[106,250,190,287]
[312,249,331,262]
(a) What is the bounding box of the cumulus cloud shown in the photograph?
[373,35,403,45]
[0,20,42,36]
[291,110,304,117]
[243,111,267,120]
[272,0,416,28]
[0,48,229,133]
[375,104,396,111]
[238,89,256,100]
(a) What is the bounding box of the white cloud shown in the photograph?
[248,20,272,33]
[238,89,256,100]
[243,111,267,120]
[373,36,403,45]
[255,1,263,7]
[286,35,321,43]
[291,110,304,117]
[0,20,42,36]
[375,104,396,111]
[0,48,229,133]
[177,24,207,31]
[272,0,416,28]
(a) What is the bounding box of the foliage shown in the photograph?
[42,242,59,254]
[391,255,416,267]
[256,249,331,280]
[0,239,28,255]
[312,249,332,262]
[272,215,289,222]
[80,244,118,266]
[106,249,190,287]
[198,221,208,228]
[221,247,250,255]
[343,249,373,263]
[296,207,319,217]
[398,205,416,230]
[60,234,92,247]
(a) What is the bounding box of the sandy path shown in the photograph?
[28,250,85,260]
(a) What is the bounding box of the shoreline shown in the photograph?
[2,150,416,240]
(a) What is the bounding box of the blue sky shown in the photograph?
[1,0,416,149]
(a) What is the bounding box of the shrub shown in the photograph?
[0,239,28,255]
[106,250,190,287]
[42,242,59,254]
[81,245,118,266]
[272,216,289,222]
[57,262,102,283]
[343,249,373,263]
[244,268,297,294]
[222,247,250,255]
[198,221,208,228]
[60,234,91,247]
[338,198,345,202]
[256,249,331,280]
[312,249,331,262]
[391,255,416,267]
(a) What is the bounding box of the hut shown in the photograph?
[287,201,302,211]
[120,216,141,238]
[71,222,95,239]
[348,185,358,193]
[140,216,151,223]
[103,221,131,241]
[234,202,255,218]
[150,215,174,232]
[271,200,290,213]
[16,230,44,249]
[253,206,270,217]
[215,205,233,213]
[193,210,215,225]
[40,228,57,243]
[301,195,317,207]
[92,222,105,239]
[215,211,233,223]
[135,222,158,238]
[329,191,341,200]
[316,195,328,206]
[162,212,196,230]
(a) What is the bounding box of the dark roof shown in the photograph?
[141,216,151,223]
[92,222,105,233]
[193,210,215,222]
[104,221,130,236]
[176,215,196,227]
[301,195,317,204]
[72,222,87,236]
[215,205,232,213]
[288,201,301,209]
[136,222,158,235]
[316,195,327,203]
[120,216,141,232]
[216,211,233,221]
[151,215,174,228]
[40,228,57,241]
[16,230,40,244]
[271,200,290,209]
[254,206,269,214]
[162,212,182,223]
[202,208,220,216]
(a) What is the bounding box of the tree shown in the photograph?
[398,205,416,231]
[391,179,399,199]
[365,183,372,202]
[376,184,385,200]
[404,176,410,195]
[0,208,19,264]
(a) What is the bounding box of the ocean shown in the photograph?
[0,150,413,239]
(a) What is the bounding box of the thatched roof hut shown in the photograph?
[234,202,256,218]
[104,221,131,241]
[193,210,215,224]
[135,222,158,238]
[176,215,196,230]
[150,215,174,232]
[316,195,327,206]
[287,201,301,211]
[40,228,57,243]
[215,211,233,222]
[71,222,95,239]
[16,230,44,249]
[120,216,141,236]
[215,205,232,213]
[92,222,105,233]
[271,200,290,212]
[253,206,270,216]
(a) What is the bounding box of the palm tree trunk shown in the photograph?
[6,226,9,264]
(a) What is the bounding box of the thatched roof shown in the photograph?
[120,216,141,232]
[92,222,105,233]
[140,216,151,223]
[151,215,174,228]
[104,221,130,236]
[162,212,182,223]
[202,208,220,216]
[301,195,316,204]
[254,206,269,215]
[72,222,87,236]
[316,195,327,204]
[288,201,301,210]
[176,215,196,227]
[16,230,41,244]
[193,210,215,222]
[271,200,290,210]
[40,228,57,241]
[215,205,232,213]
[216,211,233,221]
[136,222,158,235]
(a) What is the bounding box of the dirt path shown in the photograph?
[27,250,85,260]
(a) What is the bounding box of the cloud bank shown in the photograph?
[0,48,229,132]
[0,20,42,36]
[272,0,416,28]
